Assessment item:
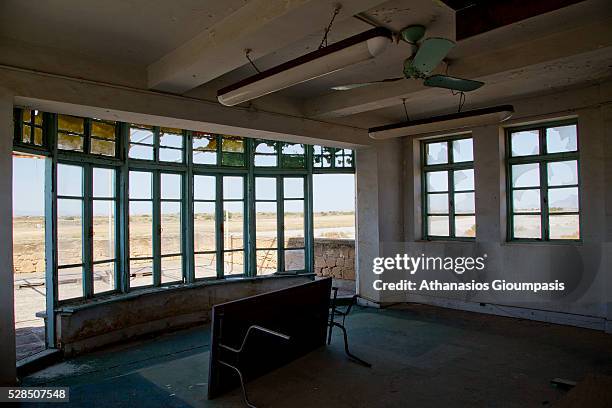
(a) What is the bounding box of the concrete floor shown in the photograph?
[22,304,612,407]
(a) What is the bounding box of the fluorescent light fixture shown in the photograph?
[368,105,515,139]
[217,27,392,106]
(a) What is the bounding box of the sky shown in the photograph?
[12,157,356,216]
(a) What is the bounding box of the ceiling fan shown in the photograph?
[331,25,484,93]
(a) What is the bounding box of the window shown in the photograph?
[57,163,119,301]
[16,109,45,147]
[12,108,357,311]
[422,136,475,239]
[507,122,580,240]
[193,175,217,279]
[57,115,117,156]
[222,176,245,275]
[129,124,185,163]
[313,146,354,169]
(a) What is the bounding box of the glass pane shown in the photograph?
[455,215,476,238]
[193,151,217,165]
[454,192,475,214]
[130,259,153,288]
[130,126,154,144]
[512,163,540,188]
[161,202,181,254]
[22,124,31,143]
[548,187,579,213]
[546,125,577,153]
[160,131,183,148]
[93,200,115,261]
[193,132,217,150]
[221,152,244,166]
[255,154,277,167]
[161,173,181,199]
[161,255,182,283]
[284,200,304,247]
[34,127,43,146]
[94,262,115,294]
[426,142,448,165]
[453,169,474,191]
[129,171,152,199]
[549,214,579,240]
[129,202,152,258]
[513,215,541,239]
[223,176,243,199]
[91,121,116,140]
[93,168,115,198]
[58,115,84,134]
[129,144,153,160]
[159,148,183,163]
[427,193,448,214]
[57,199,82,266]
[256,202,277,250]
[194,202,215,252]
[427,216,449,236]
[284,178,304,198]
[195,253,216,279]
[256,177,276,200]
[513,189,540,213]
[58,164,83,197]
[91,139,115,156]
[547,160,578,186]
[426,171,448,192]
[23,110,31,123]
[58,133,84,151]
[511,130,539,156]
[255,140,276,153]
[221,136,244,153]
[224,201,244,250]
[257,249,277,275]
[314,155,332,168]
[452,138,473,162]
[285,249,305,271]
[194,175,215,200]
[282,143,304,155]
[224,251,244,275]
[58,266,83,300]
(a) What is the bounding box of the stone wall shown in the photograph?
[314,239,355,280]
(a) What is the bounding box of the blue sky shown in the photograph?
[13,157,356,216]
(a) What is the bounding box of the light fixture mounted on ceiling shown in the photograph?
[368,105,515,139]
[217,27,393,106]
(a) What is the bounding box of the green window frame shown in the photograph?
[253,140,306,169]
[506,120,580,241]
[56,161,120,303]
[422,135,475,240]
[14,108,45,147]
[12,107,355,299]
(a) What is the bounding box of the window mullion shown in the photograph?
[277,176,285,272]
[153,171,162,286]
[216,175,224,278]
[83,165,94,298]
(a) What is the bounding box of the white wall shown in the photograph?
[355,82,612,331]
[0,87,16,385]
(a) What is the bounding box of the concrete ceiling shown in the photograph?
[1,0,611,130]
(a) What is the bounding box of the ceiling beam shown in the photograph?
[0,66,370,148]
[147,0,387,94]
[303,16,612,119]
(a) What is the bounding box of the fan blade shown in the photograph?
[424,75,484,92]
[410,38,455,76]
[331,77,404,91]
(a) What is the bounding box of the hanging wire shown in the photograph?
[244,49,260,73]
[402,98,410,122]
[319,6,342,49]
[451,89,466,112]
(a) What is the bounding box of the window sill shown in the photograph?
[56,273,314,314]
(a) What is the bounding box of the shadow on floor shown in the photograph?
[16,325,46,361]
[22,304,612,408]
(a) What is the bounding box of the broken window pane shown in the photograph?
[546,125,577,153]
